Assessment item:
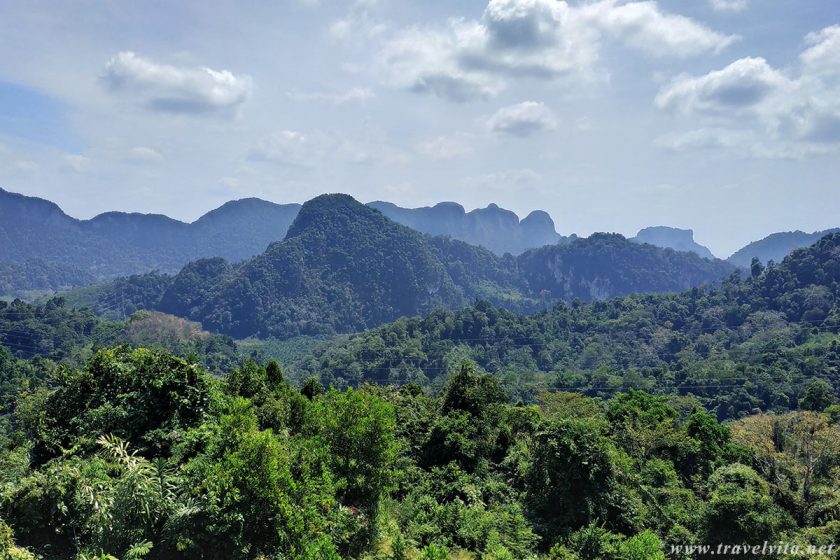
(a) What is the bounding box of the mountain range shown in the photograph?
[65,194,735,339]
[0,187,301,282]
[1,187,835,299]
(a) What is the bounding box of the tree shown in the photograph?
[800,379,835,412]
[704,464,795,547]
[684,410,732,478]
[306,388,398,518]
[525,417,617,533]
[732,412,840,524]
[751,257,765,279]
[178,398,346,559]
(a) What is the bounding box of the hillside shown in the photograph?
[728,228,840,268]
[157,194,469,338]
[66,197,738,339]
[298,232,840,416]
[518,233,732,301]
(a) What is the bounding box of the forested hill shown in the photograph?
[158,194,469,338]
[0,187,300,282]
[66,195,736,339]
[298,232,840,418]
[518,232,732,301]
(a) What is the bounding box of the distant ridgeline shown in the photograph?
[727,227,840,268]
[2,186,834,301]
[0,187,301,286]
[368,200,572,256]
[630,226,716,260]
[64,194,735,339]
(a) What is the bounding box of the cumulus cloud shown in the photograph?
[579,0,737,57]
[655,26,840,158]
[800,25,840,78]
[655,57,789,115]
[102,51,252,115]
[379,0,735,101]
[487,101,557,137]
[655,26,840,157]
[709,0,748,12]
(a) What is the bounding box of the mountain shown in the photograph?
[0,187,300,282]
[631,226,715,260]
[157,194,469,338]
[728,228,840,268]
[518,232,732,301]
[367,200,570,255]
[70,196,737,339]
[298,232,840,413]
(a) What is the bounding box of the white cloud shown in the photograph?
[655,57,789,115]
[329,2,389,43]
[800,25,840,78]
[486,101,557,137]
[287,87,374,105]
[379,0,735,101]
[655,27,840,157]
[580,0,737,57]
[415,134,474,159]
[102,51,252,115]
[709,0,748,13]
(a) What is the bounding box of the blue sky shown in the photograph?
[0,0,838,256]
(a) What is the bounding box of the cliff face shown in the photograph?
[631,226,716,260]
[367,201,567,255]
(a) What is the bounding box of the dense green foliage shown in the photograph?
[5,192,840,559]
[0,260,95,299]
[0,298,99,361]
[62,273,176,321]
[299,233,840,419]
[1,353,838,559]
[0,298,240,378]
[518,233,732,302]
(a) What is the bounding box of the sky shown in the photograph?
[0,0,839,257]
